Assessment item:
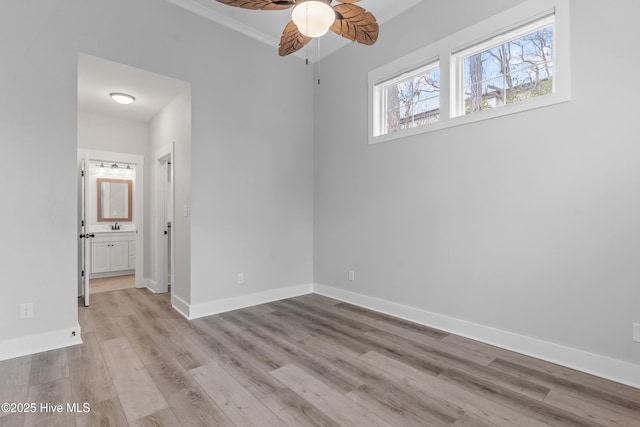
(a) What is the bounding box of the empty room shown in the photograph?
[1,0,639,425]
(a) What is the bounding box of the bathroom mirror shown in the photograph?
[97,178,133,222]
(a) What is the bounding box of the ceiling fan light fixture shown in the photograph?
[291,0,335,38]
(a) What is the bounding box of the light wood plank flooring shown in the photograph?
[90,275,135,294]
[1,289,639,426]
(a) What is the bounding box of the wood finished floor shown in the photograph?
[90,275,135,294]
[1,290,639,427]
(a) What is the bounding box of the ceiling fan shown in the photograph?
[214,0,379,56]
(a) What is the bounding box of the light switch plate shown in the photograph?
[634,323,640,343]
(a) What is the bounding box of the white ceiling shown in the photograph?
[77,53,189,123]
[77,1,422,121]
[164,0,423,61]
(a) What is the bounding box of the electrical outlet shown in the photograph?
[634,323,640,343]
[20,303,33,319]
[237,273,245,285]
[348,270,355,281]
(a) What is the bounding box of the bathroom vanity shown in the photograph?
[90,231,135,277]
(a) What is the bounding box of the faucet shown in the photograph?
[112,222,120,230]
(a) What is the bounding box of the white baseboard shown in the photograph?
[145,278,158,293]
[91,270,135,280]
[187,283,314,320]
[0,324,83,362]
[7,282,637,389]
[313,283,640,389]
[171,294,191,320]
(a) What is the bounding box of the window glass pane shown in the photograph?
[463,25,553,114]
[383,66,440,135]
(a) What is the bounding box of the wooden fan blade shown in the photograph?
[215,0,294,10]
[279,21,312,56]
[330,3,378,45]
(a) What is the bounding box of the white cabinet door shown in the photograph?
[91,242,110,273]
[90,233,135,277]
[110,241,129,271]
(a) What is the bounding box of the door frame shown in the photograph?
[154,142,175,295]
[78,155,91,306]
[77,149,145,293]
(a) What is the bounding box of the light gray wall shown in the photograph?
[314,0,640,365]
[77,111,149,156]
[149,88,192,303]
[189,46,314,303]
[1,1,80,346]
[0,0,313,348]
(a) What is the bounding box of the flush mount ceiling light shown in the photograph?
[110,92,136,105]
[214,0,378,56]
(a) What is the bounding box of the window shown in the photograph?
[368,0,570,145]
[457,16,554,116]
[374,62,440,137]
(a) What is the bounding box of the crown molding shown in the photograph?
[164,0,318,61]
[164,0,425,62]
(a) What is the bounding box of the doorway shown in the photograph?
[78,150,145,305]
[77,53,191,312]
[154,143,175,295]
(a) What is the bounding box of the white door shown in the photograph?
[156,142,174,294]
[158,159,170,293]
[165,158,174,287]
[80,157,93,306]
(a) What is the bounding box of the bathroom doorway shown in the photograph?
[77,150,145,305]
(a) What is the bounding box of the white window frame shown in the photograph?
[372,60,440,138]
[452,14,556,118]
[368,0,570,145]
